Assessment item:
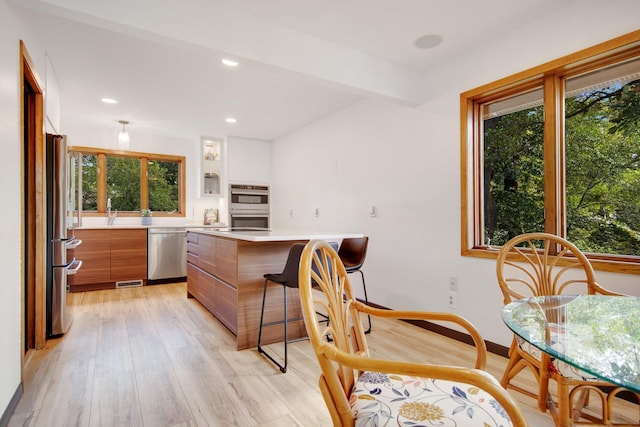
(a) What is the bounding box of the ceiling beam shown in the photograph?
[14,0,424,105]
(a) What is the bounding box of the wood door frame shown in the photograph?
[20,40,46,356]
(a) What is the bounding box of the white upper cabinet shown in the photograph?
[227,136,271,184]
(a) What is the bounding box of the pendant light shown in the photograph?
[118,120,130,150]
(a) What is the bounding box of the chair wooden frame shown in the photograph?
[299,239,529,427]
[496,232,639,427]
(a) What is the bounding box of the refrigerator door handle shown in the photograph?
[66,239,82,249]
[66,259,83,275]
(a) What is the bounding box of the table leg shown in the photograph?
[556,378,573,427]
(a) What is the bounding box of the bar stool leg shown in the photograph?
[257,279,301,373]
[282,286,288,372]
[257,279,269,357]
[358,270,372,334]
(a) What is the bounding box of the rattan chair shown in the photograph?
[299,239,529,427]
[496,232,639,426]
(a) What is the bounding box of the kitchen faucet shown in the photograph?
[108,208,117,225]
[107,198,117,225]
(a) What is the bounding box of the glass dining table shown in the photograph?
[502,294,640,393]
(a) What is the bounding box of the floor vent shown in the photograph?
[116,279,143,288]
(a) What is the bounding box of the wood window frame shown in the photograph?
[70,146,186,217]
[460,30,640,275]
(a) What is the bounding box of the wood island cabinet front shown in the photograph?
[186,230,306,350]
[69,228,147,291]
[186,232,238,334]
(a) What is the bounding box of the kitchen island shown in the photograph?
[186,228,363,350]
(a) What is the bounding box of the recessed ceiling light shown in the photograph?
[225,117,237,124]
[101,97,118,104]
[221,59,239,67]
[414,34,443,50]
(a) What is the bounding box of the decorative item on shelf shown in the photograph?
[118,120,130,150]
[203,141,219,161]
[203,172,220,195]
[141,209,152,225]
[204,208,219,225]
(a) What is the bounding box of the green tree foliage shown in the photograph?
[148,160,179,212]
[81,154,98,210]
[484,77,640,254]
[106,156,141,211]
[565,81,640,255]
[80,154,179,213]
[483,105,545,245]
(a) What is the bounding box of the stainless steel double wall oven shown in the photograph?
[228,184,270,229]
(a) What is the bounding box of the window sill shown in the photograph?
[462,246,640,275]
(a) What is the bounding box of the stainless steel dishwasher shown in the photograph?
[147,227,187,282]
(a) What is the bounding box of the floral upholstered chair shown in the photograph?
[298,239,528,427]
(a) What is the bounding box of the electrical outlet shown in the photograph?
[447,291,457,309]
[448,276,458,291]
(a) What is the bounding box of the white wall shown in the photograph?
[0,0,49,418]
[60,119,224,227]
[271,0,640,347]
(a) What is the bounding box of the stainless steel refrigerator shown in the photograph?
[46,134,82,337]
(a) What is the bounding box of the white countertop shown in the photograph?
[188,228,363,242]
[74,224,227,230]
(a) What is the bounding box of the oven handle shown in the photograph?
[230,206,270,213]
[230,214,269,218]
[230,189,269,195]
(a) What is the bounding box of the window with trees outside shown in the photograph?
[461,30,640,274]
[70,147,185,217]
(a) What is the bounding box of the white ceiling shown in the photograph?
[11,0,577,142]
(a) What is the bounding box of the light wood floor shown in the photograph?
[5,282,626,426]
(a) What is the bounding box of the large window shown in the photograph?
[565,60,640,256]
[482,87,545,244]
[71,147,185,217]
[461,31,640,273]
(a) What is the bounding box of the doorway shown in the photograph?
[20,41,46,357]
